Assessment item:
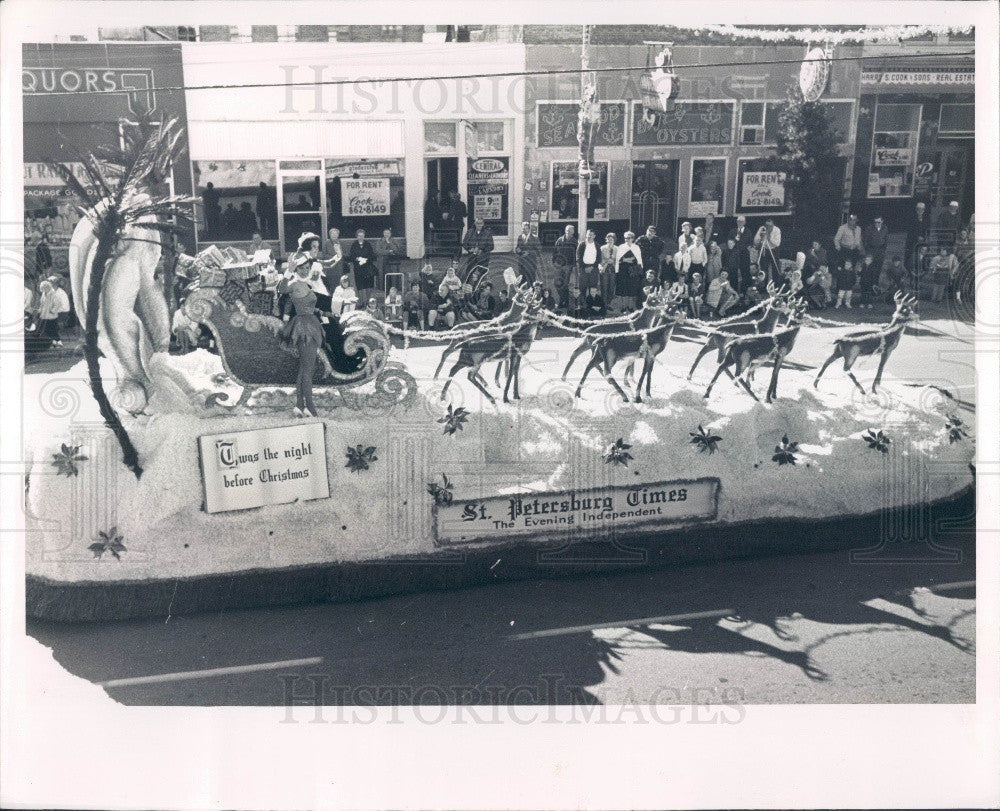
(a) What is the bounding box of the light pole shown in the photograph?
[577,24,598,241]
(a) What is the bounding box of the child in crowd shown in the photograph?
[584,287,606,319]
[330,273,359,316]
[404,281,428,330]
[384,286,403,322]
[858,254,879,309]
[687,272,703,319]
[364,296,384,320]
[707,270,737,317]
[834,260,857,309]
[930,246,951,303]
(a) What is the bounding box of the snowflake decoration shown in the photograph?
[88,527,126,561]
[50,443,88,477]
[345,444,378,473]
[603,438,634,467]
[945,414,969,444]
[772,434,799,466]
[427,474,454,506]
[438,404,470,436]
[863,429,892,455]
[689,425,722,455]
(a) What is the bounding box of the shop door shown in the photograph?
[277,160,326,253]
[425,157,460,253]
[631,161,678,238]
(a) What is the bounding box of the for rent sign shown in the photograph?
[198,423,330,514]
[739,170,786,210]
[341,177,391,217]
[434,478,719,545]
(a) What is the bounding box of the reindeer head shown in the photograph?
[654,285,687,324]
[785,296,809,323]
[892,291,918,323]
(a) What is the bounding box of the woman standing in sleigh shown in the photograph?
[280,255,327,418]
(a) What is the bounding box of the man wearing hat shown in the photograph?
[936,201,963,247]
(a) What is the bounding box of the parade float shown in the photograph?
[24,121,975,621]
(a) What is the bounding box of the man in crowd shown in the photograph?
[469,281,498,320]
[375,228,402,290]
[404,280,430,331]
[936,200,963,247]
[553,224,578,311]
[756,217,781,279]
[863,215,890,277]
[834,213,864,267]
[461,217,494,289]
[729,215,753,292]
[256,182,276,237]
[636,225,666,283]
[448,191,469,254]
[906,201,930,267]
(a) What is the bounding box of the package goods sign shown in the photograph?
[199,423,330,514]
[740,171,787,209]
[874,147,913,167]
[434,478,720,545]
[341,177,391,217]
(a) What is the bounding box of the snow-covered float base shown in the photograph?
[26,350,975,621]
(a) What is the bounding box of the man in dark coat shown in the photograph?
[935,200,963,246]
[461,217,494,289]
[448,191,469,256]
[863,215,890,275]
[636,226,666,283]
[729,214,753,288]
[552,225,578,311]
[905,201,930,268]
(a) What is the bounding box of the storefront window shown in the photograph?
[424,122,457,153]
[868,103,922,198]
[193,160,278,243]
[939,103,974,137]
[467,156,510,236]
[473,121,505,153]
[550,161,609,221]
[325,159,405,240]
[690,159,726,217]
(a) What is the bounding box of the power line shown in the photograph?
[23,48,975,97]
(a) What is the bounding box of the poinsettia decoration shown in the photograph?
[945,414,969,444]
[603,438,634,467]
[863,429,892,454]
[427,474,454,506]
[438,404,470,436]
[772,434,799,466]
[88,527,126,560]
[51,443,88,477]
[345,444,378,473]
[689,425,722,455]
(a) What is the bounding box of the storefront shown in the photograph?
[849,64,975,230]
[525,44,861,246]
[22,43,192,276]
[181,42,525,257]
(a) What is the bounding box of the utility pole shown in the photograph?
[577,24,596,241]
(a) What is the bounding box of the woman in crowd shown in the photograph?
[280,256,326,418]
[834,259,857,309]
[706,239,723,285]
[615,231,644,311]
[599,232,618,311]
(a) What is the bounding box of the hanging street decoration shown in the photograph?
[799,45,832,102]
[640,44,679,125]
[690,24,973,44]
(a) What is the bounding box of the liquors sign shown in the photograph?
[434,478,719,545]
[198,423,330,513]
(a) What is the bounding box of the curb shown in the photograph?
[26,485,974,623]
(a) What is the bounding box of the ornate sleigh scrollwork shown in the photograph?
[183,289,416,414]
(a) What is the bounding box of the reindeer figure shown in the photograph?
[433,281,534,379]
[574,290,686,403]
[703,297,809,403]
[814,291,917,395]
[561,286,672,381]
[438,289,543,405]
[686,282,790,380]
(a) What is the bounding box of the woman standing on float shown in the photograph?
[281,255,326,418]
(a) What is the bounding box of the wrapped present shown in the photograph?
[196,245,226,268]
[199,266,228,288]
[221,246,248,264]
[224,262,258,281]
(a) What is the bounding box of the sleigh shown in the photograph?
[183,286,416,412]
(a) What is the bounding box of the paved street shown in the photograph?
[28,535,975,707]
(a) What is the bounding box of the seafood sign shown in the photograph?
[198,423,330,513]
[434,479,720,545]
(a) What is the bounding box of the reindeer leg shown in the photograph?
[814,351,839,388]
[635,356,653,403]
[441,358,468,400]
[575,355,601,399]
[704,360,731,399]
[503,354,517,403]
[872,350,891,394]
[645,353,654,399]
[687,340,716,380]
[562,341,589,380]
[467,365,496,406]
[766,356,784,403]
[846,370,867,396]
[433,344,454,379]
[602,362,630,403]
[512,354,522,400]
[735,370,761,402]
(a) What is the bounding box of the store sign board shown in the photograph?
[434,478,720,545]
[860,71,975,86]
[198,423,330,514]
[467,156,509,226]
[474,194,503,221]
[22,67,155,113]
[536,102,627,148]
[874,147,913,167]
[341,177,391,217]
[739,171,786,209]
[24,161,87,188]
[632,102,734,146]
[326,160,401,177]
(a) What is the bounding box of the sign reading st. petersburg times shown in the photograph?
[434,478,720,545]
[198,423,330,514]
